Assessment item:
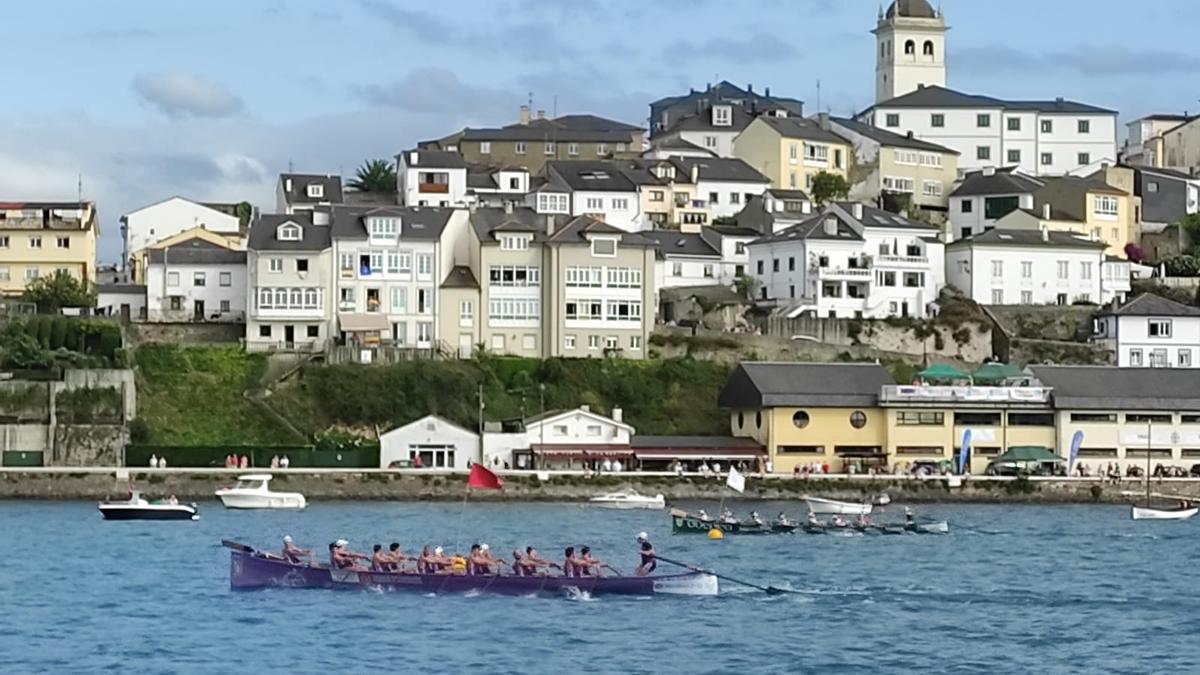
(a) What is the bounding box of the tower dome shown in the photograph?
[885,0,938,19]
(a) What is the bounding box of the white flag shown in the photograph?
[726,466,745,493]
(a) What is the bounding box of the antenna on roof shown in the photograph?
[77,173,83,202]
[816,80,821,115]
[288,158,294,173]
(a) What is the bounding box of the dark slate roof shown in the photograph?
[1045,175,1126,196]
[248,213,330,252]
[1099,293,1200,318]
[96,283,146,294]
[829,116,958,154]
[545,216,657,247]
[398,149,466,169]
[440,265,479,289]
[279,173,343,205]
[529,114,642,132]
[1135,165,1197,181]
[470,207,570,243]
[886,0,936,18]
[668,157,769,183]
[949,167,1043,197]
[1031,366,1200,411]
[765,189,812,201]
[717,362,892,408]
[630,435,763,449]
[466,169,497,189]
[460,127,634,143]
[757,116,847,144]
[752,210,863,244]
[650,80,803,110]
[330,205,453,240]
[663,104,757,134]
[872,86,1115,115]
[651,136,715,154]
[147,238,245,265]
[835,201,936,230]
[546,161,639,192]
[946,228,1106,249]
[642,230,721,258]
[0,200,90,210]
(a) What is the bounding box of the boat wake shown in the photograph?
[563,587,596,602]
[463,589,484,598]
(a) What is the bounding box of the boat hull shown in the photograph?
[1131,506,1199,521]
[228,548,717,596]
[671,513,794,535]
[216,492,307,510]
[804,497,872,516]
[589,498,665,510]
[98,504,198,521]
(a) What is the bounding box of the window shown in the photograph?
[708,192,719,205]
[1021,290,1033,304]
[416,254,433,279]
[772,259,780,273]
[991,261,1003,277]
[28,235,42,249]
[306,184,324,199]
[1081,262,1093,279]
[849,411,867,429]
[520,335,536,351]
[0,236,7,248]
[629,335,642,351]
[0,266,7,282]
[788,142,799,161]
[568,142,579,156]
[584,197,603,211]
[804,144,828,162]
[390,288,407,313]
[1021,261,1032,278]
[1041,152,1053,166]
[544,142,555,156]
[984,196,1019,219]
[904,39,915,54]
[977,114,991,128]
[1077,153,1090,166]
[1071,412,1116,423]
[882,176,914,193]
[259,325,272,338]
[954,412,1002,426]
[702,264,714,278]
[791,411,810,428]
[293,258,308,274]
[730,192,741,205]
[368,217,399,240]
[587,335,600,350]
[1180,350,1193,368]
[216,271,231,287]
[788,257,796,272]
[307,325,319,339]
[1078,120,1090,134]
[220,300,230,313]
[1056,261,1069,279]
[1149,319,1172,338]
[1127,413,1171,424]
[604,300,642,321]
[488,298,540,322]
[417,288,432,314]
[930,113,944,128]
[960,199,972,213]
[1007,149,1021,164]
[649,190,664,202]
[536,193,568,213]
[713,105,732,126]
[1007,117,1021,131]
[895,149,919,165]
[756,260,764,275]
[1130,348,1143,367]
[1008,413,1055,426]
[591,238,617,257]
[167,271,179,287]
[479,141,491,154]
[616,143,627,152]
[1041,119,1053,133]
[885,113,899,127]
[604,336,618,350]
[612,198,629,210]
[991,289,1003,304]
[564,335,576,350]
[53,236,71,249]
[896,411,944,426]
[269,258,283,273]
[922,181,942,197]
[515,142,527,155]
[606,267,641,288]
[193,272,206,287]
[1094,196,1118,217]
[703,135,717,149]
[976,146,991,160]
[594,143,608,156]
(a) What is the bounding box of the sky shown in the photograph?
[3,0,1199,264]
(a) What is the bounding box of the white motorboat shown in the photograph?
[588,491,665,510]
[804,496,872,516]
[215,474,306,510]
[98,491,198,521]
[1131,505,1198,521]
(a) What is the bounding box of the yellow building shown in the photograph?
[720,362,891,473]
[995,174,1138,258]
[0,201,98,296]
[732,116,852,193]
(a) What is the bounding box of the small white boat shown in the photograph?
[804,496,872,516]
[907,520,950,534]
[588,491,665,510]
[215,474,306,510]
[873,493,892,506]
[1131,505,1198,521]
[98,491,198,521]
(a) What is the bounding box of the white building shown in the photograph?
[397,149,468,207]
[380,414,477,469]
[667,157,770,220]
[544,161,644,232]
[120,196,242,280]
[95,283,147,321]
[330,205,468,349]
[276,174,343,214]
[245,212,333,352]
[1092,293,1200,368]
[144,237,246,322]
[862,85,1118,178]
[873,0,947,103]
[947,167,1043,240]
[485,406,633,470]
[944,228,1113,306]
[642,230,723,291]
[466,166,531,207]
[749,202,944,319]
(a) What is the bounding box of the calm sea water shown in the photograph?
[0,499,1196,674]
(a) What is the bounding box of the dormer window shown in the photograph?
[536,193,568,214]
[590,237,617,257]
[276,223,302,241]
[306,184,324,199]
[369,216,400,240]
[712,105,733,127]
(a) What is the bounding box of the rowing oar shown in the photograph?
[602,563,624,576]
[654,555,792,595]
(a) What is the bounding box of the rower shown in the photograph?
[386,542,408,571]
[332,539,368,569]
[418,545,439,573]
[748,511,763,526]
[476,543,500,574]
[635,532,656,577]
[523,546,556,575]
[371,544,390,571]
[721,508,737,524]
[282,535,311,564]
[904,507,915,525]
[511,549,526,575]
[831,515,847,528]
[697,509,711,522]
[775,512,791,527]
[467,544,485,574]
[578,546,603,577]
[806,512,821,526]
[563,546,580,577]
[856,513,871,528]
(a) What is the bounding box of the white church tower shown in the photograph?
[873,0,947,103]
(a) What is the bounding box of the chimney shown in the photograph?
[747,83,753,94]
[519,105,530,125]
[504,201,514,215]
[285,177,292,192]
[313,208,330,226]
[536,109,546,120]
[1040,224,1049,241]
[982,166,996,177]
[409,151,419,164]
[818,112,830,130]
[546,214,555,237]
[906,131,914,139]
[691,164,699,184]
[852,203,864,220]
[823,217,838,236]
[581,404,590,412]
[765,86,771,97]
[1056,96,1064,104]
[1042,203,1051,220]
[612,407,623,423]
[917,83,925,89]
[801,201,812,215]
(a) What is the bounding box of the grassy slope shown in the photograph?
[134,344,295,445]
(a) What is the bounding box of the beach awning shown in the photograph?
[634,448,765,460]
[994,446,1062,463]
[338,312,390,332]
[531,444,634,459]
[972,362,1024,383]
[918,363,970,381]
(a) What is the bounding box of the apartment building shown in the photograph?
[276,174,343,214]
[120,196,243,282]
[944,228,1113,306]
[245,212,332,351]
[144,236,246,322]
[1092,293,1200,368]
[993,173,1137,258]
[650,81,803,139]
[732,116,852,192]
[1123,114,1194,168]
[396,150,468,207]
[946,167,1043,240]
[543,161,644,232]
[0,201,97,297]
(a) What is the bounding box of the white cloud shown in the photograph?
[131,72,245,119]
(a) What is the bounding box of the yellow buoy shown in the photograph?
[708,528,724,540]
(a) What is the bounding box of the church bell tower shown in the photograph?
[874,0,947,103]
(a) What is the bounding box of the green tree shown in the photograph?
[810,171,850,206]
[235,201,254,228]
[348,159,398,193]
[22,271,95,313]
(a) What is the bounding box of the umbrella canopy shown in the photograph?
[917,363,970,381]
[972,362,1024,383]
[995,446,1062,463]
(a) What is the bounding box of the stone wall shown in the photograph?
[0,369,134,463]
[126,321,244,346]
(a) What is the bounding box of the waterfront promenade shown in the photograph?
[3,466,1198,503]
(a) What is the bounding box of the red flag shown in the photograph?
[467,463,503,490]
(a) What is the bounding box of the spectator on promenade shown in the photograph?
[158,456,167,469]
[239,455,249,469]
[280,455,290,469]
[602,458,613,473]
[149,454,158,468]
[613,459,623,472]
[271,455,280,469]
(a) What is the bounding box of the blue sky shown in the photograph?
[2,0,1198,263]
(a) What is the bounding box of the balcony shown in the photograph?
[816,267,872,280]
[880,385,1052,405]
[876,254,929,267]
[418,182,450,194]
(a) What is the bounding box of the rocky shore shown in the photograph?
[2,468,1196,504]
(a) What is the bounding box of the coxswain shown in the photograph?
[578,546,604,577]
[371,544,391,571]
[563,546,580,577]
[282,535,311,564]
[635,532,656,577]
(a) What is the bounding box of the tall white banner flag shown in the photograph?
[726,466,745,493]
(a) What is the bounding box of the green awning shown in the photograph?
[995,446,1061,463]
[972,362,1024,383]
[918,363,970,381]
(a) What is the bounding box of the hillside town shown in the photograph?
[4,0,1200,480]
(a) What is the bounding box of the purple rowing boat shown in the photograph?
[225,541,718,597]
